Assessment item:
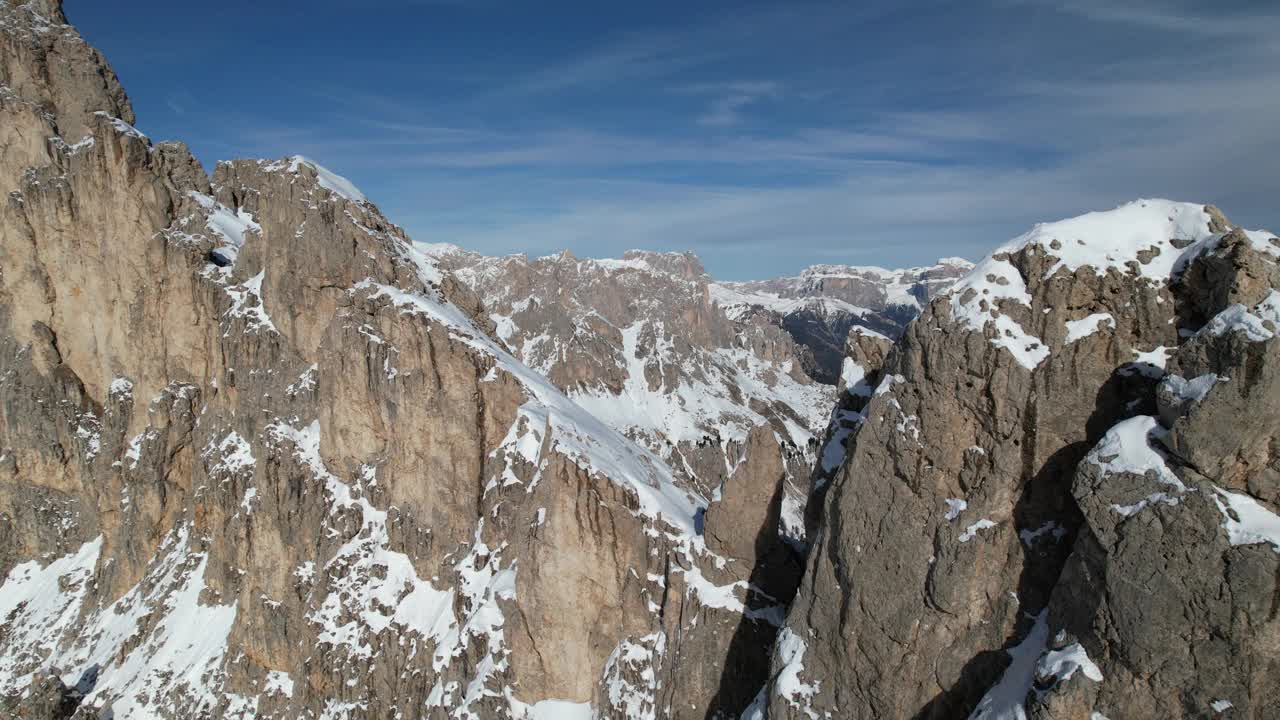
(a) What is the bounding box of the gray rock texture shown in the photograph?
[766,200,1280,720]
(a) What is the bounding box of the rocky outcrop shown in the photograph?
[0,3,800,718]
[802,328,894,536]
[766,200,1280,719]
[711,258,972,382]
[1026,230,1280,719]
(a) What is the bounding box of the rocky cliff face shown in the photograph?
[3,4,1277,720]
[711,259,972,383]
[425,245,834,544]
[763,200,1280,719]
[0,3,803,718]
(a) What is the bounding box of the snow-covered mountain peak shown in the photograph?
[252,156,369,204]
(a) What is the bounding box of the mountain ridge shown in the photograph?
[1,2,1278,719]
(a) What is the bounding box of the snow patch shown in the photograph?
[362,281,705,535]
[0,537,101,695]
[204,430,255,477]
[1019,521,1066,547]
[94,111,148,142]
[509,698,593,720]
[1064,313,1115,344]
[264,670,294,698]
[773,627,819,719]
[1088,416,1186,516]
[224,271,278,335]
[969,610,1050,720]
[679,565,746,614]
[109,377,134,397]
[1162,373,1225,405]
[263,156,367,203]
[1211,486,1280,553]
[947,254,1046,370]
[959,519,997,542]
[840,357,871,396]
[1199,290,1280,342]
[598,633,664,720]
[1000,199,1215,281]
[59,525,237,717]
[1036,643,1103,684]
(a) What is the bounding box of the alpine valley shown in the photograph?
[0,2,1277,720]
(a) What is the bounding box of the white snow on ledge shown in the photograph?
[1242,229,1280,258]
[946,251,1047,370]
[1212,486,1280,553]
[944,498,968,521]
[970,615,1103,720]
[1162,373,1225,405]
[773,627,819,718]
[1064,313,1115,344]
[261,155,367,203]
[1036,642,1103,684]
[1199,290,1280,343]
[1087,416,1186,517]
[189,191,260,277]
[969,611,1050,720]
[946,200,1224,370]
[0,536,102,696]
[959,518,997,542]
[93,111,148,143]
[509,698,592,720]
[996,199,1217,282]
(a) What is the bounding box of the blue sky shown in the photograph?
[68,0,1279,279]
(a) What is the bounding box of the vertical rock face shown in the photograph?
[766,200,1280,719]
[0,4,801,718]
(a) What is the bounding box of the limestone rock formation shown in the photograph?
[0,3,799,718]
[3,3,1277,720]
[764,200,1280,719]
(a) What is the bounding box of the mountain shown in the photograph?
[3,3,1279,720]
[423,245,835,544]
[710,259,973,383]
[0,3,799,717]
[420,247,973,541]
[762,200,1280,719]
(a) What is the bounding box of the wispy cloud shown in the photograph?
[684,81,781,127]
[164,91,195,117]
[133,0,1277,279]
[495,32,709,98]
[481,2,881,101]
[1035,0,1280,37]
[214,123,956,173]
